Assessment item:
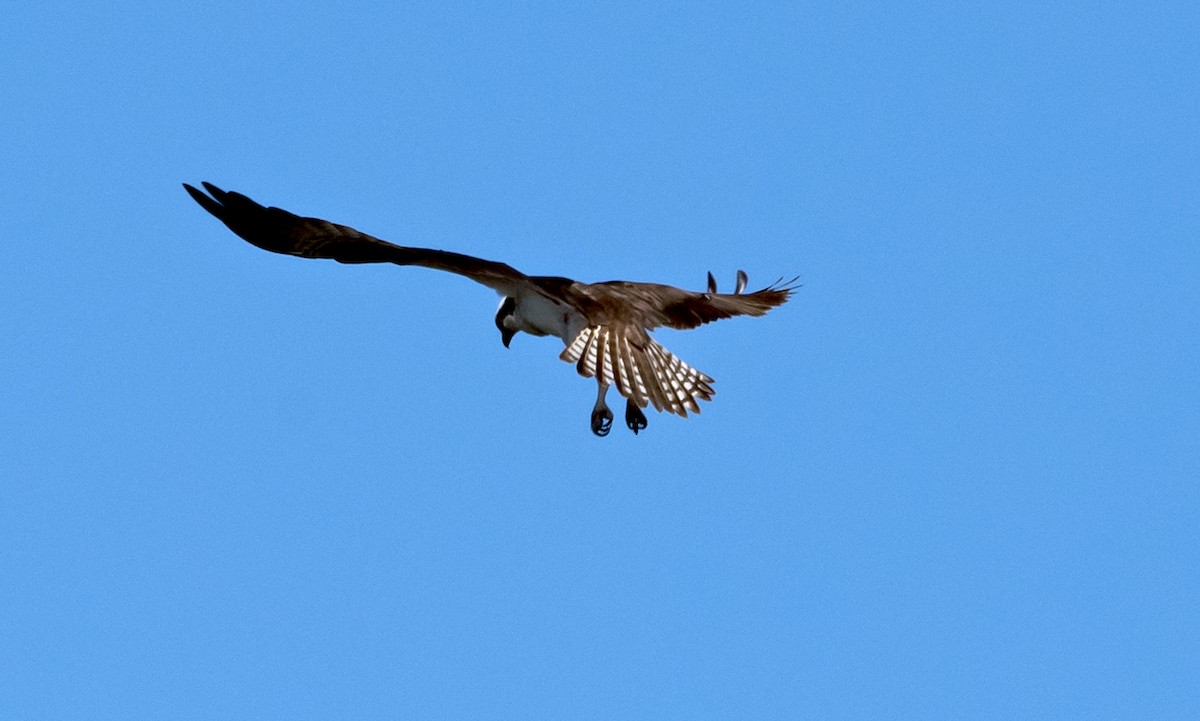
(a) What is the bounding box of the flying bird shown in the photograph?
[184,182,797,436]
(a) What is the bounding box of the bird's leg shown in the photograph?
[625,399,647,435]
[591,381,613,437]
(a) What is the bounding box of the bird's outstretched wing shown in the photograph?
[570,274,799,331]
[183,182,532,295]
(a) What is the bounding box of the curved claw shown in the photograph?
[591,407,614,437]
[625,400,648,435]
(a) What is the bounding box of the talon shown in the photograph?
[625,400,648,435]
[591,407,613,437]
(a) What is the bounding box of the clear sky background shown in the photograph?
[2,1,1197,718]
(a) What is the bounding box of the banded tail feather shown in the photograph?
[560,326,715,417]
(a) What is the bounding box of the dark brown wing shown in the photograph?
[184,182,531,295]
[569,275,798,331]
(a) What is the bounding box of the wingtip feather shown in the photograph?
[183,181,224,217]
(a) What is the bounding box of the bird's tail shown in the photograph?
[561,326,715,417]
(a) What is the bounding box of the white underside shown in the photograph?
[504,291,587,344]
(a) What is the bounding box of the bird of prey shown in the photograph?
[184,182,797,436]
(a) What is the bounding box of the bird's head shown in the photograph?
[494,296,517,348]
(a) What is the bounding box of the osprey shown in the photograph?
[184,182,797,436]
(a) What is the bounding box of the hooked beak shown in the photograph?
[501,329,516,348]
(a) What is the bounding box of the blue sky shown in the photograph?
[2,1,1197,718]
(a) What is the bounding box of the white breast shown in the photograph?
[511,292,585,343]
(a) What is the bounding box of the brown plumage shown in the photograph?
[184,182,797,436]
